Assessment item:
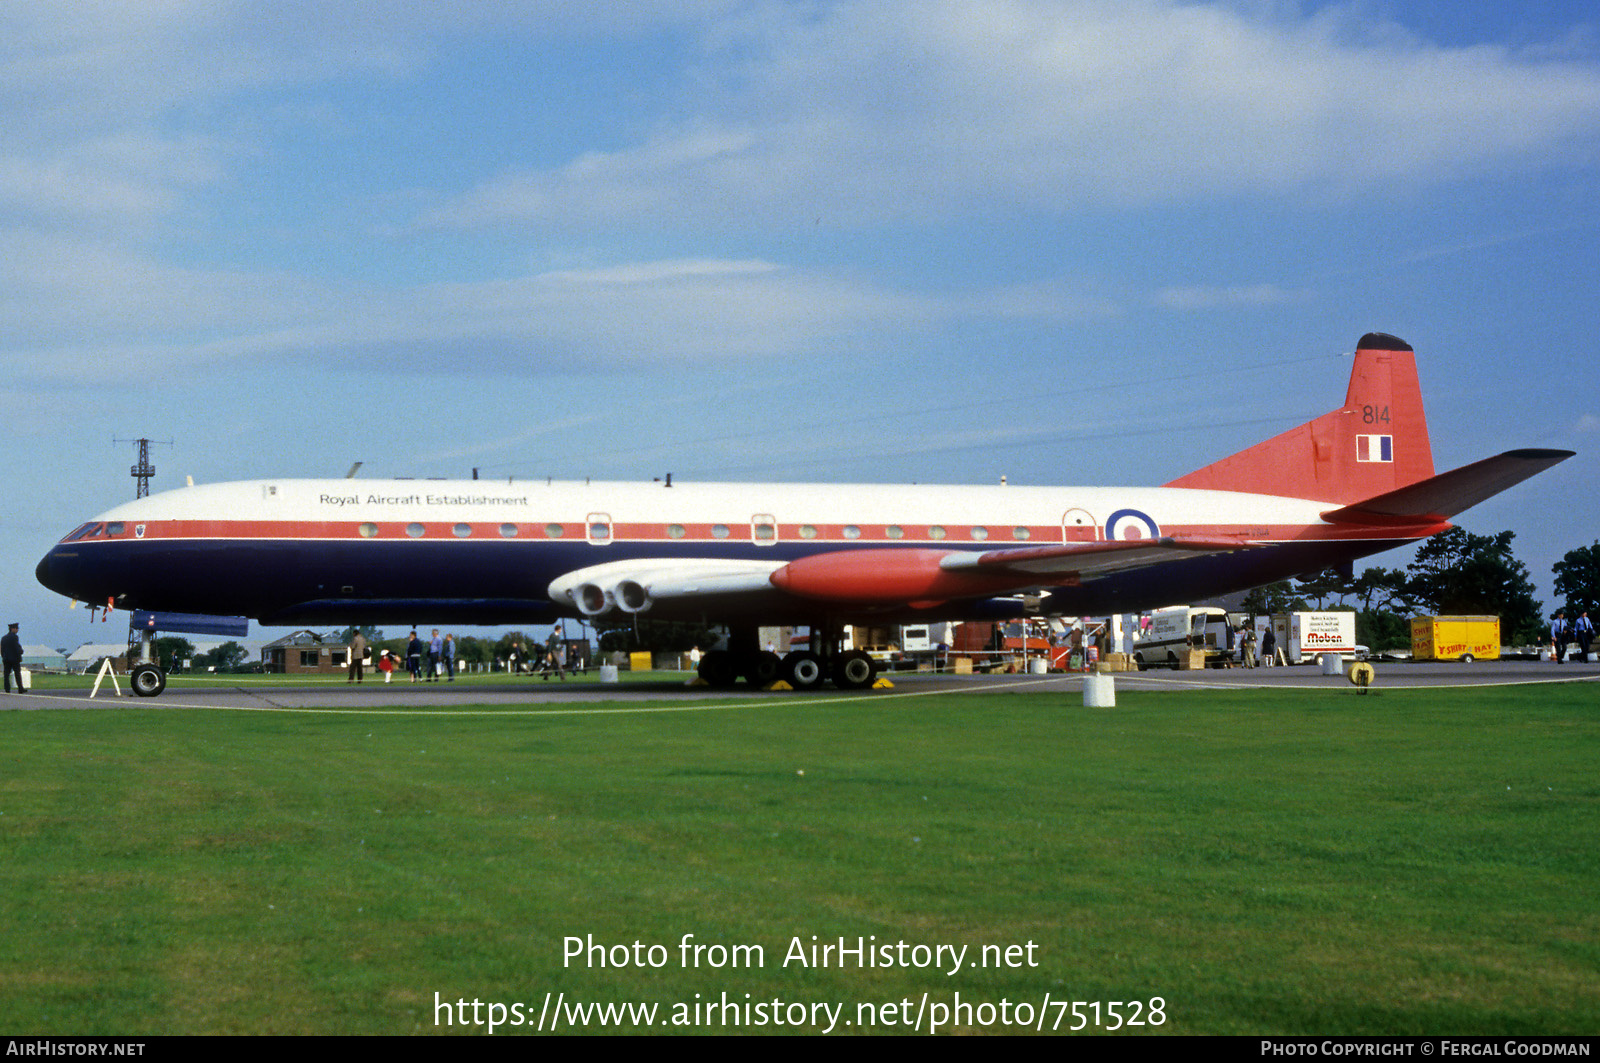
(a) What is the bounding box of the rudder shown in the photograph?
[1163,332,1435,504]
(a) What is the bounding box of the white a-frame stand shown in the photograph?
[90,657,122,698]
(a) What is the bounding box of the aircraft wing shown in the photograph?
[550,538,1241,617]
[770,538,1242,606]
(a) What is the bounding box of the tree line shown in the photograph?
[1242,529,1599,651]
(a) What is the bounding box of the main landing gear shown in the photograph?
[696,626,878,691]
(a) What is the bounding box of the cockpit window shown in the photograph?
[105,522,126,537]
[61,522,103,542]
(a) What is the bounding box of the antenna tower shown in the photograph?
[114,437,173,498]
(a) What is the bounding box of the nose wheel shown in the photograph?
[130,663,167,697]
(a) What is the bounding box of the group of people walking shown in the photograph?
[1549,610,1595,663]
[342,625,574,683]
[509,625,571,681]
[344,628,457,684]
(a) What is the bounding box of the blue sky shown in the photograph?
[4,0,1596,652]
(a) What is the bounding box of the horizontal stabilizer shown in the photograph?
[1321,449,1574,524]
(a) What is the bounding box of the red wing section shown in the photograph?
[1320,448,1575,525]
[769,539,1240,607]
[1164,333,1435,504]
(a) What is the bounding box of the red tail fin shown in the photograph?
[1163,333,1435,503]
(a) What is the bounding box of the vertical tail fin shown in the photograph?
[1163,333,1435,504]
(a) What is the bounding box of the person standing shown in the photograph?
[348,629,368,683]
[427,629,443,681]
[1576,611,1594,661]
[1260,624,1277,667]
[544,624,567,681]
[406,631,424,682]
[2,622,25,694]
[443,633,457,681]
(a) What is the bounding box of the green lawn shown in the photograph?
[1,683,1596,1034]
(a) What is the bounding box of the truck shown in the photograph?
[1134,606,1243,669]
[1272,611,1359,664]
[1411,616,1500,662]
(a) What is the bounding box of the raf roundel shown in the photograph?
[1104,508,1160,542]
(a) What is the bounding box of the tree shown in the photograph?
[1241,581,1304,616]
[1352,567,1415,615]
[155,636,195,672]
[195,641,250,672]
[1406,528,1543,643]
[336,625,384,645]
[1294,568,1353,609]
[1552,541,1600,617]
[1350,566,1417,652]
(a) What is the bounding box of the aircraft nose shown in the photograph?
[36,551,58,592]
[36,547,75,597]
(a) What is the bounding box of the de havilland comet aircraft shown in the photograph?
[36,333,1571,696]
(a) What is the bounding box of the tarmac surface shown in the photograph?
[4,658,1597,712]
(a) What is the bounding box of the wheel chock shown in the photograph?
[872,677,895,689]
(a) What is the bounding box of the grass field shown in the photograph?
[2,681,1597,1035]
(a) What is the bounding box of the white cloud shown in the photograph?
[428,0,1600,228]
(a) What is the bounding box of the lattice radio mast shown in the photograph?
[114,437,172,498]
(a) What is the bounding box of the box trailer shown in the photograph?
[1272,611,1358,664]
[1411,616,1500,662]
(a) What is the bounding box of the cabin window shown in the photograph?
[969,527,989,541]
[928,526,947,540]
[886,525,904,539]
[752,516,776,543]
[667,524,686,539]
[798,525,818,539]
[544,523,564,538]
[499,523,518,538]
[842,525,862,540]
[711,524,731,539]
[358,523,379,538]
[453,523,472,538]
[405,523,425,538]
[1012,527,1031,541]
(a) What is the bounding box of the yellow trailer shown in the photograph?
[1410,616,1500,662]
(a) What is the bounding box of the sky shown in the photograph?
[3,0,1597,654]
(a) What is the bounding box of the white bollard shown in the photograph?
[1083,673,1116,707]
[599,664,619,684]
[1319,652,1342,676]
[1028,657,1048,675]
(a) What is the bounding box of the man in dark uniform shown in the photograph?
[2,622,26,693]
[1576,611,1595,661]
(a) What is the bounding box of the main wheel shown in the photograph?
[831,650,877,691]
[697,650,739,688]
[130,663,167,697]
[743,650,783,687]
[782,650,824,690]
